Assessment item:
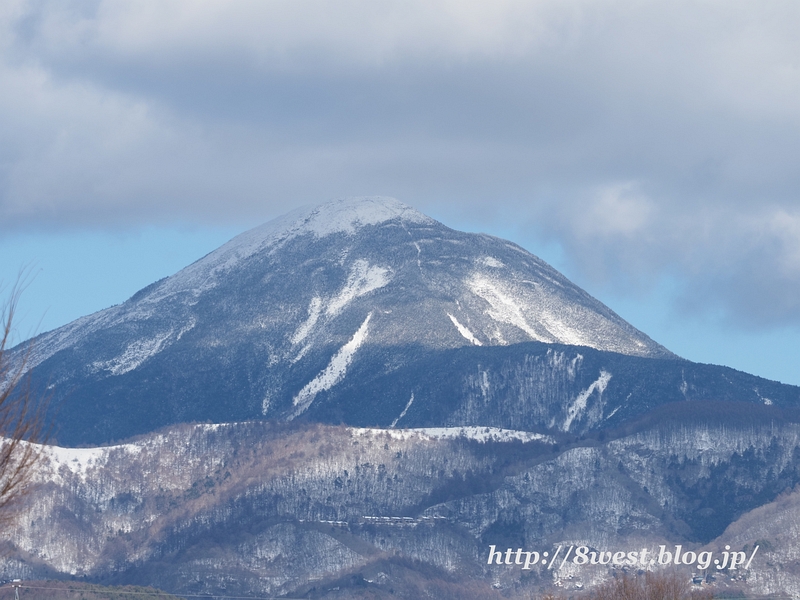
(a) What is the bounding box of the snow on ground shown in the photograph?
[176,317,196,340]
[754,388,774,406]
[536,306,587,348]
[562,370,612,432]
[39,441,142,482]
[27,422,552,486]
[291,313,373,417]
[293,196,433,239]
[547,349,583,378]
[326,260,391,317]
[468,274,545,342]
[468,271,604,349]
[92,330,174,376]
[12,198,416,371]
[11,305,124,375]
[289,260,389,349]
[291,344,311,364]
[447,313,482,346]
[155,197,428,302]
[479,256,504,268]
[292,297,323,345]
[353,426,555,444]
[390,393,415,428]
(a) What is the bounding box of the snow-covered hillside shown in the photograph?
[3,197,800,599]
[5,417,800,599]
[11,197,685,444]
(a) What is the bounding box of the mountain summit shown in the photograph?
[23,196,682,443]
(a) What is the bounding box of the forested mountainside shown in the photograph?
[3,414,800,599]
[4,197,800,598]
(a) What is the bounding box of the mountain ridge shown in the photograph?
[4,197,800,598]
[8,414,800,598]
[12,196,689,445]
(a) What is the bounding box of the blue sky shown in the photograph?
[1,1,799,385]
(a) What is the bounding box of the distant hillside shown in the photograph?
[2,415,799,598]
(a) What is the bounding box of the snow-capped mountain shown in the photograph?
[6,196,800,599]
[16,196,795,447]
[28,196,669,366]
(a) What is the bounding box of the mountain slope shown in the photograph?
[16,197,680,444]
[303,341,800,434]
[5,196,800,598]
[6,415,800,598]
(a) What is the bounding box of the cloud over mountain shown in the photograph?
[2,0,800,326]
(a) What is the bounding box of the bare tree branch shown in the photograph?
[0,277,48,532]
[590,570,714,600]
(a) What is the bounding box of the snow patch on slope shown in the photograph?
[176,318,196,340]
[289,261,388,349]
[413,241,422,269]
[447,313,482,346]
[17,307,195,380]
[40,442,142,483]
[480,256,504,268]
[391,393,415,427]
[92,330,174,376]
[562,370,612,432]
[291,313,373,417]
[291,344,311,364]
[537,309,587,347]
[754,388,773,406]
[468,272,610,349]
[547,349,583,379]
[326,260,391,317]
[468,274,544,342]
[14,306,124,376]
[292,297,323,345]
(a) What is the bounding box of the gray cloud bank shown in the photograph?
[1,0,799,327]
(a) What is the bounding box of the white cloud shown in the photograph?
[7,1,582,67]
[769,210,800,276]
[577,182,655,237]
[2,0,800,326]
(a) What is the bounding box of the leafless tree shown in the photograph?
[0,279,47,532]
[590,570,713,600]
